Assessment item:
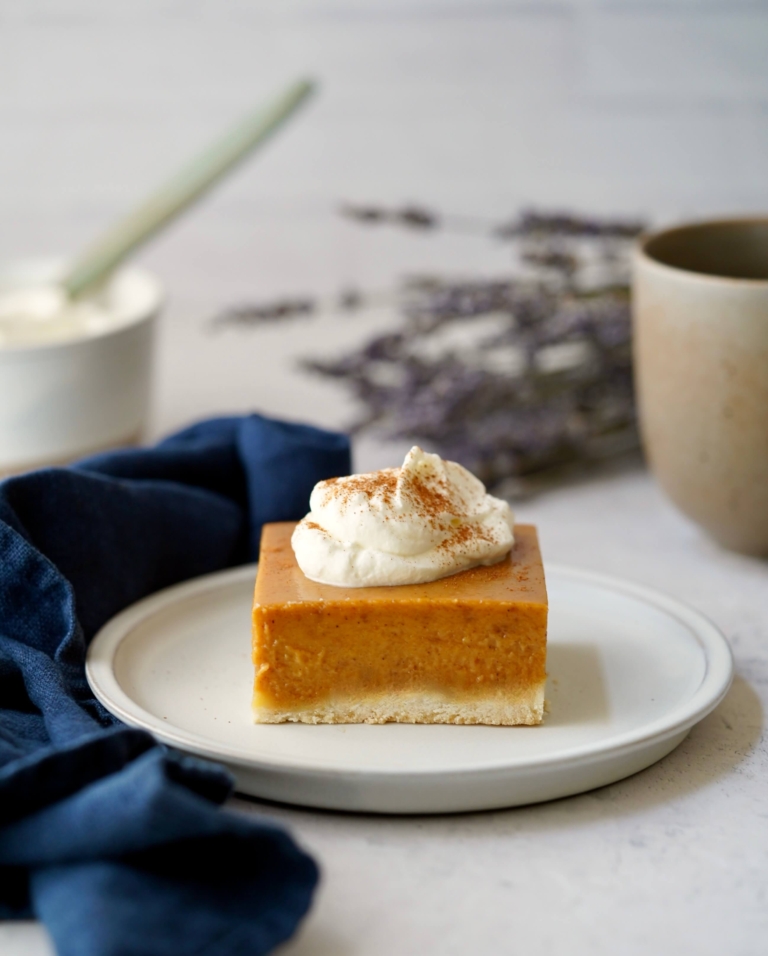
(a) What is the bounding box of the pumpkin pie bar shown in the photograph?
[252,521,547,725]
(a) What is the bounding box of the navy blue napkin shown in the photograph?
[0,414,351,956]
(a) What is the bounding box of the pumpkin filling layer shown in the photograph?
[252,522,548,725]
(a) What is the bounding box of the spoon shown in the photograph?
[0,78,315,327]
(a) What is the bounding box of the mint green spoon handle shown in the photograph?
[61,78,315,299]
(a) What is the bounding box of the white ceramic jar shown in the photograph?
[0,259,163,474]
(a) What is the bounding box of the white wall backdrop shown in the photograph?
[1,0,767,448]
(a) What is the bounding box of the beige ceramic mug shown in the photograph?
[632,218,768,556]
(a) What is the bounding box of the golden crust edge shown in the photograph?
[252,683,546,726]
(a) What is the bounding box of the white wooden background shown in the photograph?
[1,4,767,956]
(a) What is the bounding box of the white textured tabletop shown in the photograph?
[1,3,767,955]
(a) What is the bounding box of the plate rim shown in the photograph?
[86,561,734,780]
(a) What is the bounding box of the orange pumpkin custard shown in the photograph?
[251,521,548,725]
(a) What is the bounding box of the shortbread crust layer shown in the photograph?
[254,686,545,726]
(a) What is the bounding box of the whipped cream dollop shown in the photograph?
[291,446,515,587]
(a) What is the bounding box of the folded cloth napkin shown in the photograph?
[0,414,351,956]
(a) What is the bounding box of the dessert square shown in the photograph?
[252,521,547,725]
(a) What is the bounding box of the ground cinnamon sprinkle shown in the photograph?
[321,468,400,508]
[435,521,496,554]
[323,460,455,526]
[406,474,453,520]
[304,520,328,534]
[320,454,502,560]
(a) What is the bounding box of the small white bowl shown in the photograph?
[0,258,163,474]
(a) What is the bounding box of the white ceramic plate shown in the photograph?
[86,563,733,814]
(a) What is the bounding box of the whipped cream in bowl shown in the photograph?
[0,284,116,348]
[0,258,162,473]
[291,447,515,587]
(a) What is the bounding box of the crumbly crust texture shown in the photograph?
[253,685,545,725]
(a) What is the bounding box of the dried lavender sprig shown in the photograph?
[305,254,638,487]
[210,297,316,328]
[210,288,398,330]
[339,203,439,230]
[209,204,646,494]
[338,202,645,241]
[495,209,645,240]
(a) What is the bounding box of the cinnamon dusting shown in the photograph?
[303,520,328,535]
[319,451,505,561]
